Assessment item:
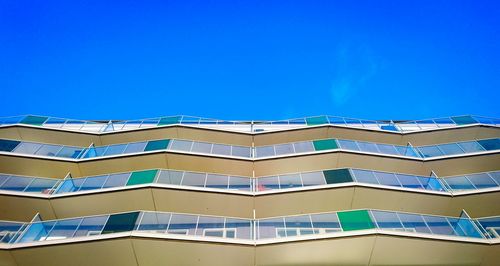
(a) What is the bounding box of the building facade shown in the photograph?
[0,114,499,265]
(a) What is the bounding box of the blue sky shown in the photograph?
[1,0,499,121]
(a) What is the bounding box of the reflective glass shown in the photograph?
[255,146,275,157]
[0,174,10,187]
[337,139,359,151]
[256,176,280,191]
[444,176,476,190]
[24,178,58,193]
[156,170,183,185]
[102,173,130,188]
[323,169,353,184]
[1,176,32,191]
[73,216,108,237]
[167,214,198,235]
[371,211,404,231]
[376,144,400,155]
[293,141,315,153]
[357,142,380,153]
[313,139,338,151]
[284,215,313,236]
[18,221,56,243]
[477,217,500,239]
[477,139,500,151]
[13,142,42,154]
[301,171,326,186]
[195,216,225,237]
[181,172,206,187]
[137,212,171,232]
[34,144,62,157]
[56,178,86,193]
[351,169,379,185]
[396,174,423,189]
[20,115,48,126]
[225,218,252,239]
[169,140,193,151]
[310,213,341,234]
[419,177,446,191]
[56,146,85,159]
[397,213,431,234]
[123,142,147,154]
[447,217,482,238]
[211,144,231,156]
[457,141,485,153]
[103,144,127,156]
[78,175,107,191]
[465,173,498,189]
[437,143,464,156]
[489,172,500,186]
[46,219,81,240]
[228,176,252,191]
[423,216,455,235]
[191,142,212,154]
[232,146,251,158]
[274,144,294,155]
[0,222,25,243]
[374,172,400,187]
[279,174,302,189]
[144,139,170,152]
[306,116,329,126]
[258,218,285,239]
[205,174,229,189]
[417,146,444,158]
[451,115,477,125]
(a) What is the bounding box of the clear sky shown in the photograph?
[1,0,499,121]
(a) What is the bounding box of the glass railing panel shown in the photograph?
[0,139,21,152]
[156,170,183,186]
[338,210,375,231]
[205,174,229,189]
[210,143,231,156]
[136,212,170,233]
[450,115,478,125]
[256,176,279,191]
[18,221,57,243]
[337,139,360,151]
[283,215,314,237]
[278,174,302,189]
[476,217,500,239]
[12,142,43,154]
[231,146,252,158]
[255,146,275,157]
[422,215,456,235]
[417,146,444,158]
[351,169,380,185]
[0,116,24,125]
[55,146,86,159]
[310,213,342,234]
[371,210,405,232]
[166,213,198,236]
[457,141,485,153]
[228,176,253,191]
[274,143,294,156]
[104,173,131,188]
[326,116,346,125]
[489,172,500,185]
[258,217,286,239]
[0,221,26,243]
[34,144,63,157]
[373,172,401,187]
[140,119,160,128]
[465,173,498,189]
[433,117,456,128]
[101,212,140,234]
[61,120,85,130]
[0,175,33,192]
[472,116,500,125]
[413,120,439,130]
[123,142,148,154]
[24,178,59,193]
[477,139,500,151]
[180,172,206,187]
[437,143,465,156]
[169,139,193,152]
[301,171,327,187]
[73,215,108,237]
[225,218,253,239]
[447,217,483,238]
[78,175,108,191]
[396,213,432,234]
[357,141,380,153]
[195,216,225,236]
[443,176,476,191]
[44,218,81,241]
[395,174,424,190]
[56,178,86,193]
[323,169,353,184]
[191,142,212,153]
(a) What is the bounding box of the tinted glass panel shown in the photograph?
[258,218,285,239]
[24,178,58,193]
[374,172,400,187]
[46,219,80,240]
[34,144,62,157]
[451,115,477,125]
[310,213,341,233]
[205,174,229,189]
[255,146,275,157]
[79,176,107,191]
[211,144,231,156]
[169,140,192,151]
[313,139,338,151]
[458,141,485,153]
[323,169,353,184]
[232,146,251,158]
[466,173,498,189]
[301,171,326,186]
[417,146,444,158]
[477,139,500,151]
[137,212,170,232]
[158,116,181,125]
[279,174,302,189]
[0,139,20,152]
[444,176,476,190]
[306,116,328,125]
[126,170,157,186]
[74,216,108,237]
[371,211,404,231]
[144,139,170,152]
[397,213,431,234]
[181,172,206,187]
[423,216,455,235]
[195,216,224,237]
[338,210,375,231]
[351,169,379,185]
[256,176,279,191]
[102,173,130,188]
[156,170,183,185]
[225,218,252,239]
[1,176,32,191]
[438,143,464,156]
[167,214,197,235]
[101,212,139,234]
[13,142,42,154]
[293,141,315,153]
[123,142,147,154]
[228,176,252,191]
[337,139,359,151]
[191,142,212,153]
[20,115,48,126]
[396,174,423,189]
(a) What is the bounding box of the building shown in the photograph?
[0,114,499,266]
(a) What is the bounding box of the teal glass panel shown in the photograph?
[144,139,170,151]
[126,170,158,186]
[101,212,140,234]
[323,169,353,184]
[477,139,500,151]
[312,139,338,151]
[338,210,375,231]
[451,116,478,125]
[0,139,20,152]
[305,116,329,126]
[158,116,181,126]
[20,115,48,126]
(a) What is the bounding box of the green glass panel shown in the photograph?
[450,116,478,125]
[20,115,48,126]
[313,139,338,151]
[477,139,500,151]
[338,210,375,231]
[126,169,158,186]
[306,116,329,126]
[144,139,170,151]
[323,169,353,184]
[101,212,139,234]
[0,139,20,152]
[158,116,181,126]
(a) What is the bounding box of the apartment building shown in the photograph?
[0,114,499,265]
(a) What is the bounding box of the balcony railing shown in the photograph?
[1,115,498,134]
[3,209,495,246]
[1,169,498,197]
[1,138,499,161]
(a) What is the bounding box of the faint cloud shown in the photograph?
[330,43,380,106]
